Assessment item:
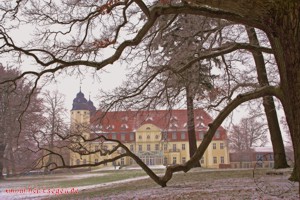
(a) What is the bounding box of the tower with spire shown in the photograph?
[70,88,96,139]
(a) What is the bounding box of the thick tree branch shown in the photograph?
[159,85,282,185]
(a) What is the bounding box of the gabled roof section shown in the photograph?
[91,109,227,139]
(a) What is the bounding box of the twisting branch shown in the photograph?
[36,85,282,187]
[177,42,273,73]
[159,85,282,186]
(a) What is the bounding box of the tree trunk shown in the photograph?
[186,86,200,167]
[246,26,289,169]
[6,139,16,176]
[0,143,5,180]
[267,3,300,185]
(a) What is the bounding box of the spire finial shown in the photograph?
[79,80,82,92]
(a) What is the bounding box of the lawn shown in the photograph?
[48,168,299,200]
[1,168,299,200]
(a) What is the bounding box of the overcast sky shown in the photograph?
[44,64,127,112]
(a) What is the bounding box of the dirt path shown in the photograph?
[0,174,149,200]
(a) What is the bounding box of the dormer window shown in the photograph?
[107,125,114,131]
[170,116,178,122]
[121,116,128,122]
[170,123,178,129]
[146,116,153,121]
[121,124,128,130]
[197,122,205,128]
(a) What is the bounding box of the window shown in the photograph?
[155,135,159,139]
[147,135,150,140]
[95,159,99,164]
[213,143,216,149]
[121,158,125,165]
[172,132,177,140]
[147,144,151,151]
[164,157,168,165]
[95,145,99,151]
[130,133,134,140]
[163,132,168,140]
[138,135,142,140]
[173,157,177,164]
[220,143,224,149]
[164,143,168,151]
[199,131,204,139]
[172,144,177,151]
[83,159,87,164]
[215,130,220,138]
[213,157,217,164]
[121,133,125,141]
[182,144,186,150]
[155,144,159,151]
[269,154,274,161]
[181,132,186,139]
[138,145,142,151]
[112,133,117,139]
[256,154,263,161]
[76,159,80,165]
[130,144,134,151]
[182,157,186,164]
[221,156,224,164]
[200,157,204,164]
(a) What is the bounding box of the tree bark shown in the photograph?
[246,26,289,169]
[265,1,300,188]
[0,143,5,180]
[193,0,300,186]
[185,86,200,167]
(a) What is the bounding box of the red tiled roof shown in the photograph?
[90,109,227,141]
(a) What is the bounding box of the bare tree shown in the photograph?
[0,64,44,178]
[0,0,299,189]
[41,90,68,171]
[229,116,268,152]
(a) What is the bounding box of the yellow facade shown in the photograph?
[69,112,230,168]
[68,91,230,169]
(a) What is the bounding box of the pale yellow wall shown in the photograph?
[69,112,230,169]
[136,124,161,152]
[200,141,230,168]
[70,110,91,139]
[71,110,90,124]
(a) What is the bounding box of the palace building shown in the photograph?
[69,90,230,168]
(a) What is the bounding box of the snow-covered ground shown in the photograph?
[0,168,299,200]
[0,175,150,200]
